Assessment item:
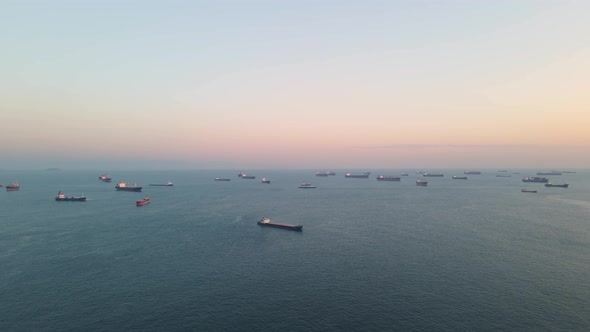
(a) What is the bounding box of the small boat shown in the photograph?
[416,179,428,186]
[6,182,20,191]
[115,181,142,192]
[299,183,316,189]
[521,189,537,193]
[0,184,3,187]
[452,176,468,180]
[261,178,271,184]
[136,196,150,206]
[544,183,569,188]
[522,176,548,183]
[257,217,302,231]
[376,175,401,181]
[55,191,87,201]
[98,174,112,183]
[149,182,174,186]
[214,178,231,181]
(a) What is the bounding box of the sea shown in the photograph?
[1,169,589,331]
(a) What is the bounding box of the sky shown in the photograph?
[1,0,589,170]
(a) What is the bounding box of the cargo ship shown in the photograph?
[544,183,569,188]
[400,172,409,176]
[55,191,87,201]
[299,183,316,189]
[522,176,549,183]
[521,189,537,193]
[149,182,173,186]
[257,217,302,231]
[316,172,329,177]
[6,182,20,191]
[464,171,481,175]
[326,171,336,176]
[98,174,112,183]
[136,196,150,206]
[115,181,142,192]
[214,178,230,181]
[376,175,400,181]
[241,174,256,179]
[261,178,270,184]
[345,173,369,178]
[452,176,468,180]
[416,179,428,186]
[423,173,444,177]
[537,171,562,175]
[238,172,245,177]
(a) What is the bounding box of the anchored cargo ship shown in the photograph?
[214,178,230,181]
[522,176,549,183]
[464,171,481,175]
[345,173,369,178]
[537,171,562,176]
[316,172,329,177]
[261,178,270,184]
[257,217,302,231]
[299,183,316,189]
[149,182,173,186]
[6,182,20,191]
[544,183,569,188]
[55,191,86,201]
[521,189,537,193]
[416,179,428,186]
[115,181,142,192]
[423,173,444,177]
[136,196,150,206]
[452,176,468,179]
[99,174,112,182]
[376,175,400,181]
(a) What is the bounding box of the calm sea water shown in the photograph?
[1,169,589,331]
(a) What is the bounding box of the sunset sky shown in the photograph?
[1,0,589,169]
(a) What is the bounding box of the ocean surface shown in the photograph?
[1,169,589,331]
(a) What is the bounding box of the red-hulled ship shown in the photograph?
[136,196,150,206]
[257,217,302,231]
